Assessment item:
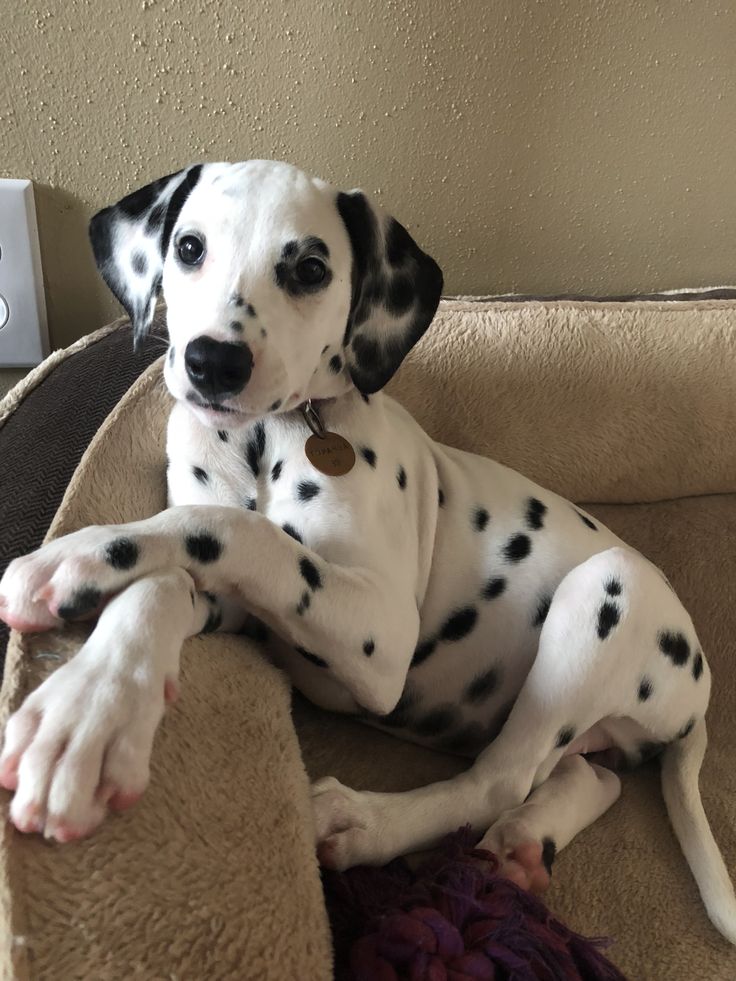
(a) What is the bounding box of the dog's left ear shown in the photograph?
[88,164,204,346]
[337,191,443,394]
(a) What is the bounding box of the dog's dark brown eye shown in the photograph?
[295,257,326,285]
[177,235,205,266]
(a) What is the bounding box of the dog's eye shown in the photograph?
[295,257,326,285]
[176,235,205,267]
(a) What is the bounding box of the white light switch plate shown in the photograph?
[0,179,49,366]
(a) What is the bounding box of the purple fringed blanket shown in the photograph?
[322,828,628,981]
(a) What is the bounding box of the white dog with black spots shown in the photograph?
[1,160,734,942]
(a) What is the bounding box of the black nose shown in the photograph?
[184,336,253,398]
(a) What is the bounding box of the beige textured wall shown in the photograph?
[2,0,735,350]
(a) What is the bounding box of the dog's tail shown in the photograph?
[661,716,736,944]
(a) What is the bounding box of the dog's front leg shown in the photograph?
[0,506,420,714]
[0,568,212,841]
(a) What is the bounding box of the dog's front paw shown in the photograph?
[0,639,169,842]
[0,527,140,632]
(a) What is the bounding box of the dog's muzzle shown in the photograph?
[184,336,254,399]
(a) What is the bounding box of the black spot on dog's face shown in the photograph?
[597,600,620,639]
[504,534,532,563]
[193,465,209,484]
[282,523,303,543]
[555,726,576,748]
[638,676,654,701]
[185,532,222,563]
[575,508,598,531]
[659,630,690,667]
[217,430,229,442]
[297,480,320,502]
[526,497,547,531]
[359,447,377,468]
[440,606,478,643]
[692,651,704,681]
[229,320,243,333]
[541,838,557,875]
[105,537,139,571]
[482,576,507,600]
[329,354,343,374]
[473,507,490,532]
[274,236,333,298]
[463,666,500,704]
[605,578,622,597]
[363,638,375,656]
[296,590,311,615]
[231,293,245,308]
[245,421,267,477]
[411,638,437,668]
[533,595,552,627]
[58,585,102,621]
[271,460,283,482]
[299,556,323,591]
[414,704,459,738]
[397,466,407,490]
[269,399,282,411]
[246,303,256,318]
[295,645,328,668]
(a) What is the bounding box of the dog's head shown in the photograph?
[89,161,442,428]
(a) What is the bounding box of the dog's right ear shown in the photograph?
[88,165,203,346]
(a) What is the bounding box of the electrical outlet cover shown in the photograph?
[0,179,49,367]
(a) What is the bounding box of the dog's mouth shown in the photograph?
[185,393,242,415]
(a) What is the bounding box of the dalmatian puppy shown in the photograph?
[0,160,734,942]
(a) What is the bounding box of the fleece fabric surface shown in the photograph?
[1,297,735,980]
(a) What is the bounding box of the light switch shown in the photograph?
[0,180,49,366]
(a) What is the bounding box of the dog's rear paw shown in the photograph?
[0,638,168,842]
[311,777,386,870]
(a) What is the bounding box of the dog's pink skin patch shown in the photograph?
[0,756,20,791]
[164,677,179,705]
[12,804,44,835]
[109,790,143,812]
[0,611,57,633]
[49,823,88,844]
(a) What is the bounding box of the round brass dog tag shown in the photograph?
[305,432,356,477]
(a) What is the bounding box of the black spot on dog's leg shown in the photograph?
[463,666,500,704]
[131,251,147,275]
[271,460,283,482]
[574,508,598,531]
[329,354,343,374]
[526,497,547,531]
[482,577,507,600]
[193,465,209,484]
[541,837,557,875]
[185,533,223,564]
[605,578,622,597]
[658,630,690,667]
[299,556,323,591]
[440,606,478,642]
[597,601,620,639]
[105,537,139,571]
[58,586,103,621]
[504,534,532,563]
[245,497,256,511]
[473,507,490,532]
[555,726,576,749]
[533,595,552,627]
[438,487,445,507]
[359,447,377,468]
[411,638,436,668]
[282,523,303,544]
[638,677,654,701]
[677,717,696,739]
[397,466,407,490]
[296,591,311,616]
[363,638,375,656]
[217,430,229,442]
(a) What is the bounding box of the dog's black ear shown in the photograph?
[337,191,443,394]
[88,165,204,346]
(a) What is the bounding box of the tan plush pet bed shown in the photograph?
[2,297,736,980]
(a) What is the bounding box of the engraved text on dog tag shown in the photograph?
[305,432,356,477]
